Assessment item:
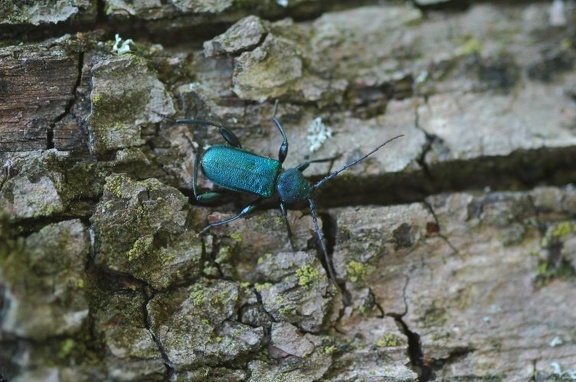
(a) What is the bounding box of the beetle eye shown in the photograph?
[277,169,312,204]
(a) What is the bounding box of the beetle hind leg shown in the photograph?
[198,198,262,235]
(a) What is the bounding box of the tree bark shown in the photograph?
[1,1,576,382]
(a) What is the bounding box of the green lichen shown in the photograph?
[230,232,243,244]
[105,174,124,198]
[92,94,103,106]
[257,253,273,265]
[127,235,154,262]
[58,338,76,359]
[536,262,549,278]
[347,260,373,283]
[376,334,401,347]
[296,264,320,287]
[189,282,238,315]
[534,257,576,288]
[190,284,206,306]
[535,221,576,287]
[159,248,176,267]
[278,305,295,316]
[254,283,272,292]
[551,222,575,240]
[211,286,232,307]
[215,245,232,264]
[460,37,482,56]
[322,345,336,355]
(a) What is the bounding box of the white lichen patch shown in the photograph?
[307,117,332,153]
[112,34,134,55]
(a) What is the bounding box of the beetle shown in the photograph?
[176,104,403,284]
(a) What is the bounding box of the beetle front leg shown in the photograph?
[279,202,296,251]
[199,198,262,235]
[176,119,242,148]
[308,198,338,285]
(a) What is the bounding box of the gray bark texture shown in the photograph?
[1,1,576,381]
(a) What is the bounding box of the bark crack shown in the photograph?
[144,290,176,381]
[383,274,431,381]
[49,49,85,150]
[388,306,433,382]
[412,96,447,184]
[422,200,460,255]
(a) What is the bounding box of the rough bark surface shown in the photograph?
[1,1,576,382]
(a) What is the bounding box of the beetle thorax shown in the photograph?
[276,168,313,204]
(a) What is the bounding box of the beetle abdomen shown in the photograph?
[201,146,282,198]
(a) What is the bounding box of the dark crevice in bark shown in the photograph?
[95,0,106,24]
[87,233,177,381]
[46,128,54,150]
[382,275,432,381]
[411,0,471,13]
[312,145,576,209]
[49,49,85,150]
[0,371,9,382]
[143,291,176,382]
[390,313,433,382]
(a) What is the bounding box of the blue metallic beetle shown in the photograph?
[177,104,402,284]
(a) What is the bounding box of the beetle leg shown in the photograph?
[199,198,262,235]
[189,147,228,203]
[308,198,338,285]
[195,191,226,203]
[216,125,242,148]
[176,119,242,148]
[279,202,296,251]
[178,131,215,201]
[191,147,201,199]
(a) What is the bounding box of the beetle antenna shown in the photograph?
[151,110,176,122]
[273,99,279,118]
[311,134,404,191]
